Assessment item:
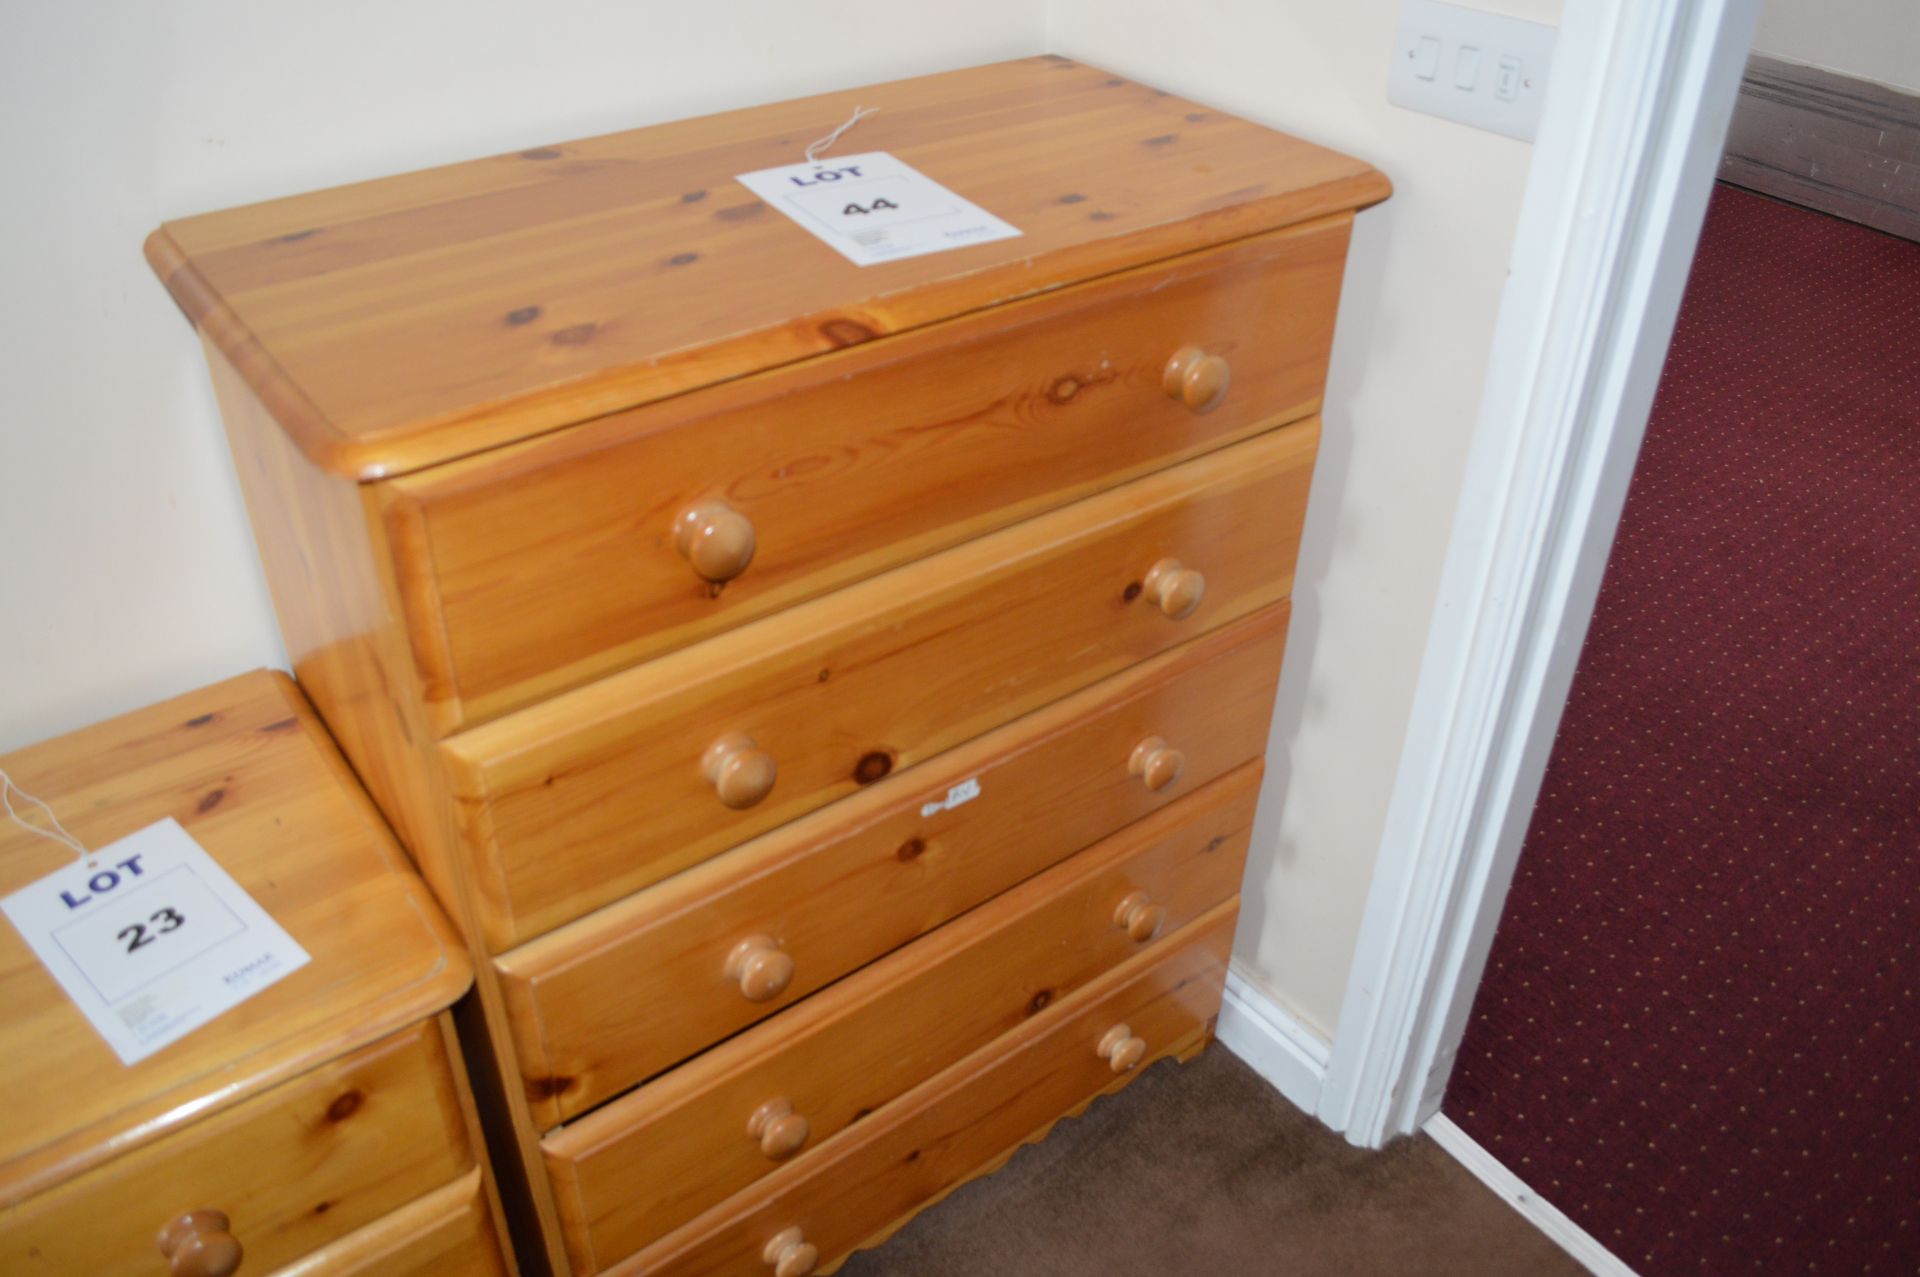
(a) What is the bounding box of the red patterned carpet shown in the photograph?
[1445,186,1920,1274]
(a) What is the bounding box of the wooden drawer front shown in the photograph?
[445,422,1314,950]
[387,218,1350,731]
[500,606,1290,1124]
[615,897,1236,1277]
[543,764,1258,1269]
[1,1021,470,1275]
[265,1168,507,1277]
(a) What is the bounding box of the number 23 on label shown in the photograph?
[119,906,186,954]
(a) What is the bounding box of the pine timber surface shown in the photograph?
[442,425,1314,950]
[145,56,1389,481]
[0,672,470,1207]
[496,605,1288,1124]
[608,902,1235,1277]
[542,767,1257,1267]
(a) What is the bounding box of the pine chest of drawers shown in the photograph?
[0,672,509,1276]
[147,56,1388,1275]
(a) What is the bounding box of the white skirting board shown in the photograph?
[1720,54,1920,243]
[1216,967,1639,1277]
[1214,962,1331,1116]
[1423,1114,1642,1277]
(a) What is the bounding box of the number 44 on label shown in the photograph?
[789,162,900,217]
[734,151,1021,267]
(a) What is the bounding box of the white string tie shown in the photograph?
[1,766,89,862]
[805,106,878,165]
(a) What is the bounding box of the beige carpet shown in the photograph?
[838,1044,1584,1276]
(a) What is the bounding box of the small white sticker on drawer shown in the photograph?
[920,777,983,818]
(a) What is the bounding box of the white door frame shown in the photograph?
[1315,0,1764,1147]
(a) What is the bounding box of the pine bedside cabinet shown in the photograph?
[0,671,510,1275]
[144,57,1389,1276]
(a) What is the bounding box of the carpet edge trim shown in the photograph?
[1216,963,1330,1115]
[1424,1113,1643,1277]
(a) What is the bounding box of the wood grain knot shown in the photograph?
[260,716,299,734]
[324,1090,364,1122]
[276,227,321,243]
[1028,988,1054,1015]
[1143,134,1178,147]
[819,318,878,348]
[185,713,217,728]
[527,1075,576,1101]
[853,751,894,785]
[773,454,833,480]
[680,189,708,203]
[1104,77,1125,87]
[1089,211,1118,222]
[667,251,700,267]
[715,202,766,222]
[551,322,597,346]
[1205,835,1226,853]
[1048,377,1081,403]
[896,837,926,863]
[196,786,226,814]
[1058,193,1088,205]
[505,305,542,326]
[1122,581,1144,602]
[1186,112,1209,123]
[520,147,563,160]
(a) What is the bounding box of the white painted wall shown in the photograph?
[0,0,1045,754]
[1049,0,1559,1034]
[1753,0,1920,92]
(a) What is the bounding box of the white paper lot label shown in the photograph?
[1,819,309,1065]
[735,152,1021,266]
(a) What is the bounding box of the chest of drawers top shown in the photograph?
[145,55,1388,483]
[0,672,471,1210]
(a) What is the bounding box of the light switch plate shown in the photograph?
[1388,0,1556,142]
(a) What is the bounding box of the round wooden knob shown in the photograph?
[674,500,757,584]
[725,934,796,1002]
[762,1226,819,1277]
[1097,1024,1149,1073]
[747,1096,812,1160]
[1162,346,1231,413]
[157,1210,243,1277]
[704,732,777,809]
[1141,558,1206,619]
[1113,891,1169,944]
[1127,735,1185,792]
